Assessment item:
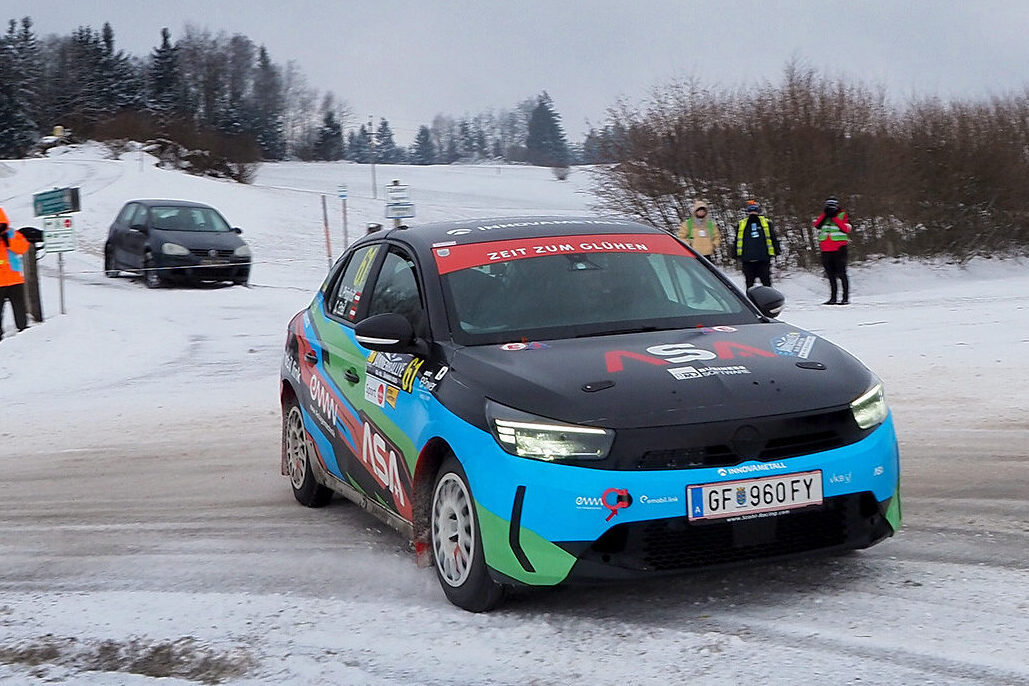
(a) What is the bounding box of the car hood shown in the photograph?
[447,324,874,429]
[152,229,245,250]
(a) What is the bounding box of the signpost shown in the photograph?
[33,187,80,217]
[384,180,415,226]
[43,215,77,315]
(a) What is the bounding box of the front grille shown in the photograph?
[189,248,235,258]
[610,408,862,470]
[581,493,887,573]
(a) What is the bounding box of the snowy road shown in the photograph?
[0,151,1026,684]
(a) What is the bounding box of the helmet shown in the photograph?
[824,196,840,213]
[745,201,761,214]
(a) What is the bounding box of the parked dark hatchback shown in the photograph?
[103,199,251,287]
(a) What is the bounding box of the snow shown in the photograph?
[0,146,1026,684]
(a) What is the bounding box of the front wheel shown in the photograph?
[104,248,119,278]
[284,399,332,507]
[143,254,163,289]
[431,455,505,612]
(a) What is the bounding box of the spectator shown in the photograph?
[0,206,31,341]
[734,200,781,288]
[678,199,721,258]
[813,195,852,305]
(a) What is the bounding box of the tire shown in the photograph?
[104,248,119,278]
[431,455,505,612]
[284,399,332,507]
[143,254,163,289]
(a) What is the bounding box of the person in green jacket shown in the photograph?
[678,199,721,257]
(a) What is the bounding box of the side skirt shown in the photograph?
[314,465,415,541]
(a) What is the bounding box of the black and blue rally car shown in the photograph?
[280,216,901,611]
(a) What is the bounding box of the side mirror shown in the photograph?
[366,222,383,234]
[130,223,148,234]
[354,313,428,356]
[233,227,243,234]
[747,286,785,318]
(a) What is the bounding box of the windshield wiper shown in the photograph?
[574,325,664,338]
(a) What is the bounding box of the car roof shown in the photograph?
[361,216,665,253]
[126,199,219,210]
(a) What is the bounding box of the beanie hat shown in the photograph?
[824,196,840,212]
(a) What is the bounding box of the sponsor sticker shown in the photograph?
[668,365,751,380]
[364,377,399,408]
[500,341,549,351]
[367,351,425,393]
[433,232,692,274]
[772,331,817,359]
[575,488,633,520]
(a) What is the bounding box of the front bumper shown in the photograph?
[458,416,901,587]
[155,255,251,282]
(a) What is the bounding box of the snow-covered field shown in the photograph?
[0,145,1026,685]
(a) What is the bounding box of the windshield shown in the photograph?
[151,206,232,232]
[436,232,756,344]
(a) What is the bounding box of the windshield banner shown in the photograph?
[432,233,692,274]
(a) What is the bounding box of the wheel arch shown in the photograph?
[280,379,301,476]
[412,436,454,565]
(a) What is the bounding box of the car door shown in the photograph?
[310,243,386,487]
[342,245,430,522]
[120,203,150,269]
[109,202,136,267]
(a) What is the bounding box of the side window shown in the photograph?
[366,249,426,336]
[131,205,149,226]
[327,244,381,323]
[116,203,136,225]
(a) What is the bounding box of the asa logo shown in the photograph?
[359,416,411,516]
[605,342,775,373]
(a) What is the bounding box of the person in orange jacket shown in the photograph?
[0,207,31,340]
[812,196,852,305]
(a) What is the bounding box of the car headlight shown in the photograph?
[485,399,614,461]
[234,245,251,258]
[161,242,189,256]
[851,382,888,429]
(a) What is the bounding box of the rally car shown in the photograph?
[279,216,901,611]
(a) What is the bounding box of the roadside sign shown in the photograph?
[43,216,77,253]
[385,184,409,203]
[385,203,416,219]
[337,184,348,199]
[33,187,81,217]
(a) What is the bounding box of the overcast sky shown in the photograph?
[3,1,1028,143]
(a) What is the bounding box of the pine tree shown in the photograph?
[0,18,39,156]
[411,125,436,165]
[313,109,343,160]
[251,46,285,159]
[374,117,400,163]
[148,28,185,123]
[525,91,570,167]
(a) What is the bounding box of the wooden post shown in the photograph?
[321,195,333,269]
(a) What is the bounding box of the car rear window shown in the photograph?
[436,233,753,344]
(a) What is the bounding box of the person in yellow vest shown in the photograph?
[734,200,781,288]
[0,206,31,341]
[678,199,721,258]
[813,195,852,304]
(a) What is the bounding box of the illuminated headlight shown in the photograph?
[234,245,251,258]
[161,242,189,256]
[851,382,888,429]
[486,399,614,461]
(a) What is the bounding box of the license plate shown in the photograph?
[201,258,228,265]
[688,470,822,521]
